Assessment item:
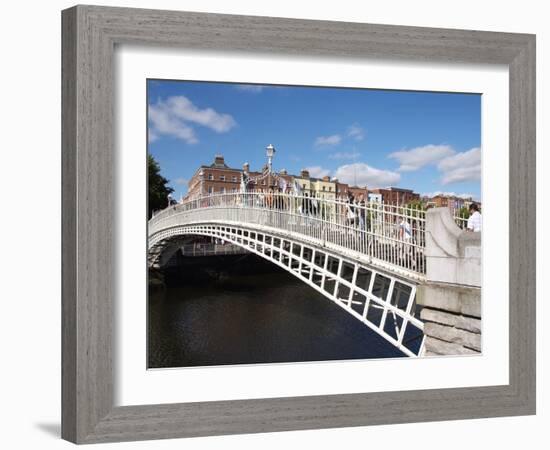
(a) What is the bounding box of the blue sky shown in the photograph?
[147,79,481,200]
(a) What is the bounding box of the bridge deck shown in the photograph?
[150,192,428,279]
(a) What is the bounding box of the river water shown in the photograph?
[148,253,405,368]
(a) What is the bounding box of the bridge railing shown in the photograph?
[150,191,426,276]
[452,212,469,230]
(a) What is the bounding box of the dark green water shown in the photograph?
[148,254,405,368]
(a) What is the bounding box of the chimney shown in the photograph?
[214,154,225,167]
[322,175,330,182]
[243,162,249,172]
[300,169,310,179]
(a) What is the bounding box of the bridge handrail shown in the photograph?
[149,191,427,275]
[153,191,426,222]
[452,214,469,230]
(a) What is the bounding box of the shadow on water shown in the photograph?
[148,252,405,368]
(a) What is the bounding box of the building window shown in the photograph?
[262,180,266,185]
[232,176,237,182]
[220,187,226,193]
[322,186,326,191]
[208,186,213,194]
[208,174,213,180]
[302,184,306,189]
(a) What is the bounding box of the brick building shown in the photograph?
[429,194,451,208]
[428,194,474,211]
[369,187,420,205]
[185,155,421,207]
[187,155,298,199]
[347,185,369,200]
[334,180,350,198]
[186,155,242,198]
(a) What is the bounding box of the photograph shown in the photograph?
[146,79,482,368]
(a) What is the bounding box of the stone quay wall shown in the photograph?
[418,208,482,356]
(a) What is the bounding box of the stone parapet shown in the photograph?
[425,207,481,287]
[420,210,482,356]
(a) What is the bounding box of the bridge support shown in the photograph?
[418,207,481,356]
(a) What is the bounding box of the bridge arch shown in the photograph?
[149,221,425,357]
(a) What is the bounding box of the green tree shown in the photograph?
[406,199,425,218]
[148,154,174,218]
[457,206,469,219]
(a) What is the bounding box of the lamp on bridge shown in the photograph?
[266,144,276,173]
[266,144,276,188]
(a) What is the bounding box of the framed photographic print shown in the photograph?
[62,5,536,444]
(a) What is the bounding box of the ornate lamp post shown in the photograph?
[266,144,276,188]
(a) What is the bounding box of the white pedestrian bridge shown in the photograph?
[149,191,432,357]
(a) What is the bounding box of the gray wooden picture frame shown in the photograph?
[61,5,536,444]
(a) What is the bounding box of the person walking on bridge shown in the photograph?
[266,188,274,209]
[399,216,415,269]
[357,193,366,231]
[467,203,482,232]
[345,192,356,227]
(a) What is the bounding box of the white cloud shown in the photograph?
[175,177,188,185]
[388,144,481,184]
[334,163,400,187]
[315,124,364,148]
[148,104,198,144]
[437,147,480,171]
[328,151,361,160]
[347,123,365,141]
[389,144,455,171]
[440,165,481,185]
[305,166,331,178]
[235,84,264,93]
[422,191,475,200]
[148,96,236,144]
[438,147,481,184]
[315,134,342,147]
[164,96,236,132]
